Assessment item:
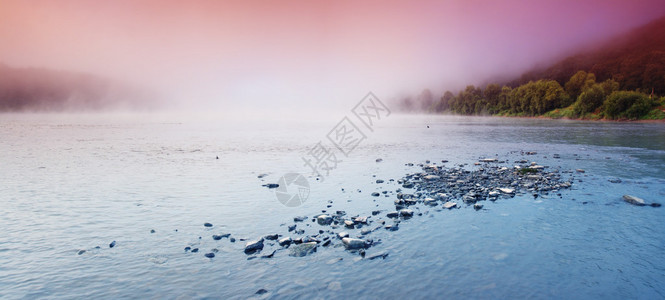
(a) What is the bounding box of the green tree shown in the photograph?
[509,80,569,115]
[565,71,596,100]
[603,91,655,119]
[433,90,454,112]
[573,84,605,115]
[497,86,512,112]
[483,83,501,114]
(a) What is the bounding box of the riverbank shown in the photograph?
[491,105,665,122]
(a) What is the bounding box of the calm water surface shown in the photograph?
[1,114,664,299]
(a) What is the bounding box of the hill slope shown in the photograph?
[0,64,155,111]
[514,16,665,95]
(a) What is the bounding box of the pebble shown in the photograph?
[204,223,213,227]
[109,241,116,248]
[204,253,215,258]
[262,183,279,188]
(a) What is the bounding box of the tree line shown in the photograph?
[424,70,663,120]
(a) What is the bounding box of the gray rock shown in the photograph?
[337,232,349,239]
[623,195,646,206]
[302,236,320,243]
[244,238,264,254]
[293,216,307,222]
[342,238,367,249]
[264,234,279,240]
[344,220,355,228]
[367,251,389,260]
[423,175,440,181]
[399,209,414,217]
[443,202,457,209]
[385,224,399,231]
[499,188,515,194]
[204,223,213,227]
[354,216,369,224]
[474,203,484,210]
[278,237,292,246]
[317,214,333,225]
[423,198,437,206]
[289,242,318,257]
[212,233,230,240]
[263,183,279,188]
[371,192,380,197]
[386,211,399,218]
[204,253,215,258]
[109,241,116,248]
[256,289,268,295]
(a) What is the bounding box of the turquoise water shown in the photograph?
[1,114,664,299]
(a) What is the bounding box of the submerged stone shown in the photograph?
[289,242,318,257]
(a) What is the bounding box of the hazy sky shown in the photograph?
[1,0,664,112]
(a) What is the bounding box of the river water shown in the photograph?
[1,113,664,299]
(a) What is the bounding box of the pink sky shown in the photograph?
[1,0,664,111]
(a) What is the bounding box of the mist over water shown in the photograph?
[2,0,665,112]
